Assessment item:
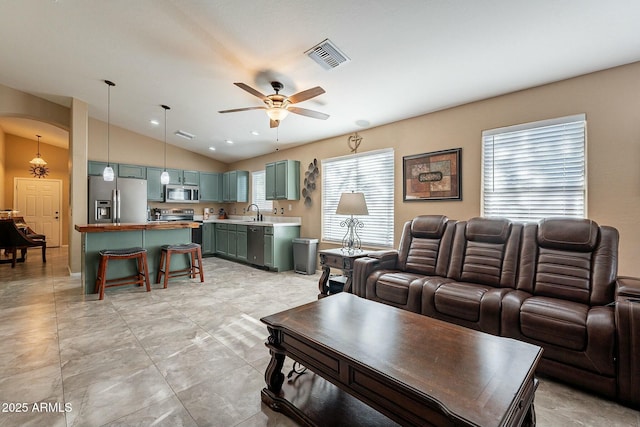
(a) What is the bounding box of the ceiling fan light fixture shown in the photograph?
[266,107,289,122]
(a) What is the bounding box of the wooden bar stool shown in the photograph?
[95,247,151,300]
[156,243,204,288]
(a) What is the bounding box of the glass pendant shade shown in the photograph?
[103,166,115,181]
[160,170,170,185]
[266,107,289,121]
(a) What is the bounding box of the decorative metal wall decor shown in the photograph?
[347,132,362,153]
[403,148,462,201]
[302,159,319,206]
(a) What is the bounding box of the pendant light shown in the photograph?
[160,104,170,185]
[29,134,47,166]
[103,80,116,181]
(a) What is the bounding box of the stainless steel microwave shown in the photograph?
[164,184,200,203]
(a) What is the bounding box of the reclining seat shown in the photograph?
[501,218,618,399]
[421,217,522,335]
[352,215,455,313]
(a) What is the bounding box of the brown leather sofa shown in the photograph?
[352,215,640,408]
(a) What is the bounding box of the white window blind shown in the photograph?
[482,114,586,222]
[322,149,394,248]
[251,171,272,212]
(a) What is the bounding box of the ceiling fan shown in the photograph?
[219,81,329,128]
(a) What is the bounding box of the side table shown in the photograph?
[318,248,369,298]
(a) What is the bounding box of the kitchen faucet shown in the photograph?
[247,204,261,221]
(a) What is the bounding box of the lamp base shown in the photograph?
[340,216,364,253]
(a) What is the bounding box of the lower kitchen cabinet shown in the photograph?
[215,223,228,255]
[236,225,247,261]
[263,226,300,272]
[202,223,216,256]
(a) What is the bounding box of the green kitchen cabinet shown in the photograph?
[182,170,199,185]
[265,160,300,200]
[236,225,247,261]
[222,170,249,202]
[146,167,165,201]
[263,225,300,271]
[118,164,146,179]
[166,168,183,185]
[215,223,228,255]
[227,224,237,257]
[200,172,222,202]
[88,161,118,177]
[202,223,216,256]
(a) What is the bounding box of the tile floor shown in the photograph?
[0,247,638,427]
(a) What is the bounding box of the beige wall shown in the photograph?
[88,117,226,172]
[229,61,640,277]
[4,134,70,245]
[0,127,5,208]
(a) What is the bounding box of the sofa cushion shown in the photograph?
[520,296,588,351]
[411,215,447,238]
[374,272,425,305]
[434,282,489,322]
[465,217,511,244]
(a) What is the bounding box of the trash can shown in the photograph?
[292,238,319,275]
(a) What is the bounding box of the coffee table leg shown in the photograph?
[264,327,286,395]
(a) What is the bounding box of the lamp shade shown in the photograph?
[336,192,368,215]
[160,170,170,185]
[102,166,115,182]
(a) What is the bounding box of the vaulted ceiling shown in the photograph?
[1,0,639,163]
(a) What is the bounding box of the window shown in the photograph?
[251,170,273,212]
[482,114,586,222]
[322,149,394,248]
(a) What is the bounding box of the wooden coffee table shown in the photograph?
[261,293,542,427]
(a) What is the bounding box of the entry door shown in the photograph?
[14,178,62,247]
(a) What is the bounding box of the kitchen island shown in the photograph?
[75,221,199,295]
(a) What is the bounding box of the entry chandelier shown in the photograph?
[102,80,116,182]
[29,134,49,178]
[29,134,47,166]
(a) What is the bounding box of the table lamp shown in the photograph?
[336,191,369,252]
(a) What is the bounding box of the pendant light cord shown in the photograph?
[105,80,115,167]
[162,105,170,171]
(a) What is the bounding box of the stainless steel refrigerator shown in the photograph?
[88,176,148,224]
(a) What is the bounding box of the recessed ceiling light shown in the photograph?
[225,139,233,144]
[208,146,216,151]
[150,119,159,126]
[250,130,259,136]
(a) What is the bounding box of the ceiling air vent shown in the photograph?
[305,39,350,70]
[174,130,195,140]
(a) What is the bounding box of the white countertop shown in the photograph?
[195,215,301,227]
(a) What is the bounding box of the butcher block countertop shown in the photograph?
[75,221,200,233]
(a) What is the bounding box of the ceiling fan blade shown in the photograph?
[218,106,266,113]
[288,106,329,120]
[270,119,280,128]
[288,86,325,104]
[234,82,267,99]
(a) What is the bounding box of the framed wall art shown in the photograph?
[403,148,461,201]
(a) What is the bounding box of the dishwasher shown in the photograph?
[247,226,264,266]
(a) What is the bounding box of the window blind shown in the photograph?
[482,114,586,222]
[251,171,272,212]
[322,149,394,248]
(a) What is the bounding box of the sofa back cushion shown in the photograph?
[517,218,618,305]
[447,217,521,288]
[397,215,454,276]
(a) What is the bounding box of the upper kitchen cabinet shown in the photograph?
[88,161,118,177]
[265,160,300,200]
[117,164,146,179]
[146,167,164,201]
[165,168,183,185]
[200,172,222,202]
[182,170,200,185]
[222,170,249,203]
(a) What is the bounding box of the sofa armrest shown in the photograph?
[616,276,640,301]
[615,295,640,408]
[352,251,399,297]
